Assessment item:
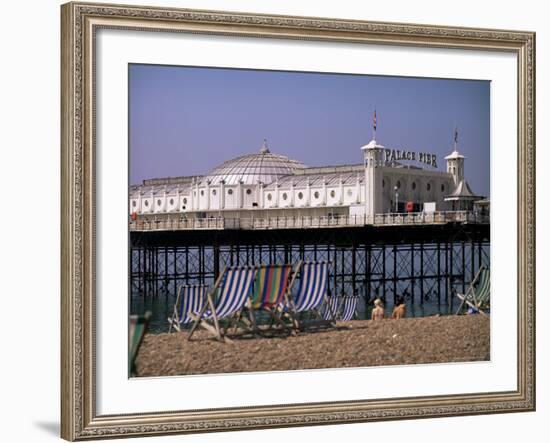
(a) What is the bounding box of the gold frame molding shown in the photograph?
[61,2,536,440]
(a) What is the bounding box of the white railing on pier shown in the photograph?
[129,211,489,232]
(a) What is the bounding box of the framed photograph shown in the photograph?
[61,1,535,440]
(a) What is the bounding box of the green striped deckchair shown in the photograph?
[455,266,490,315]
[128,311,151,376]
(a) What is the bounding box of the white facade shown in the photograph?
[130,138,476,220]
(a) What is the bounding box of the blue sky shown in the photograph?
[129,64,490,197]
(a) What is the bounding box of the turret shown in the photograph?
[445,127,466,187]
[361,110,384,217]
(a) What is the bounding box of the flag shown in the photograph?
[373,110,377,131]
[454,127,458,144]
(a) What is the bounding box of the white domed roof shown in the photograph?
[203,142,306,186]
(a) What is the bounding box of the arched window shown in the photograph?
[267,193,272,201]
[314,191,320,199]
[298,192,303,199]
[330,190,336,198]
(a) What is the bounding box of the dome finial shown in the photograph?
[260,138,270,154]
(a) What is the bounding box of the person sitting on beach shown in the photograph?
[391,296,406,319]
[371,298,385,321]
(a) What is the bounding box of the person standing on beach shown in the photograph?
[391,296,406,319]
[371,298,385,320]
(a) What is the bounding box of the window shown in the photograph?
[298,192,303,199]
[200,190,204,196]
[347,189,353,196]
[330,190,336,198]
[412,182,416,190]
[267,193,272,201]
[183,198,187,204]
[212,189,217,196]
[382,180,385,188]
[282,192,288,200]
[169,198,174,205]
[246,189,252,195]
[396,180,401,189]
[144,200,149,207]
[227,189,233,195]
[427,183,431,191]
[132,201,136,207]
[157,199,161,206]
[441,184,445,192]
[314,191,320,199]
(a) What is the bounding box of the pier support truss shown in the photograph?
[130,224,489,314]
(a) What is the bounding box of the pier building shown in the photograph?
[129,126,485,230]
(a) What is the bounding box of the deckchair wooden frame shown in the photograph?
[455,266,490,315]
[188,266,257,343]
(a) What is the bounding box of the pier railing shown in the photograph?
[129,211,489,232]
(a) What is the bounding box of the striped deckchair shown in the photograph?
[251,265,292,309]
[341,296,358,321]
[293,262,329,312]
[455,266,490,315]
[129,311,151,376]
[287,262,334,330]
[188,266,257,342]
[245,264,293,332]
[321,296,341,321]
[168,285,207,332]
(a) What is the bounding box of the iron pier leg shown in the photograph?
[420,242,424,305]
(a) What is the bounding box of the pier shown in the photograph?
[130,212,489,314]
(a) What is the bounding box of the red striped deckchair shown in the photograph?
[251,265,292,309]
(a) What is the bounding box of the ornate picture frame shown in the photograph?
[61,2,535,440]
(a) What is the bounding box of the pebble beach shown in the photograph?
[134,314,490,377]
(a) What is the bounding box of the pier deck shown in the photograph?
[130,210,489,233]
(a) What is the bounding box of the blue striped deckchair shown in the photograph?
[341,296,358,321]
[188,266,257,342]
[287,262,334,330]
[293,262,329,312]
[168,285,207,332]
[321,296,341,321]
